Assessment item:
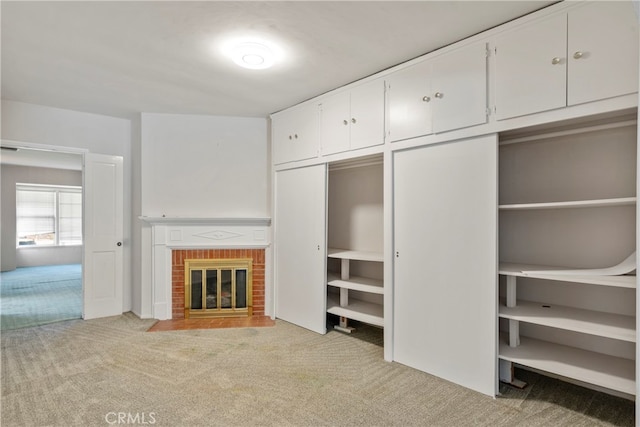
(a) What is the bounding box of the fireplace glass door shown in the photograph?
[185,258,252,318]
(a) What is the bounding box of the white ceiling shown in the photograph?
[1,1,557,121]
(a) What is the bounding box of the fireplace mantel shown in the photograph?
[140,217,271,226]
[142,217,272,320]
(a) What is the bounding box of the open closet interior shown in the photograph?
[326,155,384,332]
[497,110,638,398]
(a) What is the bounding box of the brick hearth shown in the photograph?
[172,249,265,320]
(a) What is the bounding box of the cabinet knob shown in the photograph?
[294,134,298,139]
[288,135,292,140]
[343,119,348,126]
[434,92,444,99]
[573,51,584,59]
[351,118,357,124]
[551,57,562,65]
[422,96,431,102]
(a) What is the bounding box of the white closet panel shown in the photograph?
[274,165,327,334]
[393,134,498,396]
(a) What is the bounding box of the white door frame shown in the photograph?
[1,139,125,320]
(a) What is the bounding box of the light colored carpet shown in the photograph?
[0,264,82,330]
[0,313,634,426]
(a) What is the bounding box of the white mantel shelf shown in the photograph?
[140,216,271,226]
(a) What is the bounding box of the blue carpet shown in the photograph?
[0,264,82,330]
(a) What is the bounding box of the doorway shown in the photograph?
[0,146,84,329]
[1,143,125,326]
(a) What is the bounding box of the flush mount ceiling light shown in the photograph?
[231,42,275,70]
[219,37,284,70]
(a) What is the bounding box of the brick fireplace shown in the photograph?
[172,248,265,319]
[141,217,271,320]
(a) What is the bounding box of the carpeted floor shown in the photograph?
[0,313,634,426]
[0,264,82,330]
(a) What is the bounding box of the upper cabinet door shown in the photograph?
[272,103,319,165]
[494,13,567,120]
[567,1,639,106]
[349,79,385,150]
[386,60,432,143]
[320,79,385,156]
[431,42,488,134]
[320,91,351,156]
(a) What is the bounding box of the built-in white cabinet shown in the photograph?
[272,102,319,165]
[320,79,385,156]
[271,0,639,407]
[495,1,638,120]
[386,41,487,142]
[497,115,637,396]
[274,165,327,334]
[393,134,498,397]
[326,159,384,331]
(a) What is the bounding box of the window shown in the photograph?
[16,184,82,246]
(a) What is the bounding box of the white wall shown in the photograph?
[141,113,268,217]
[131,114,145,318]
[1,100,133,311]
[138,113,269,318]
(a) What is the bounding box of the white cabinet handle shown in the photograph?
[351,118,357,124]
[422,96,431,102]
[573,51,584,59]
[434,92,444,99]
[551,57,562,65]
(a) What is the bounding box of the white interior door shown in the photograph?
[83,153,124,319]
[393,134,498,396]
[274,165,327,334]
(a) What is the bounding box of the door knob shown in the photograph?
[117,242,122,247]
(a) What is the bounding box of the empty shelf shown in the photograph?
[499,335,635,396]
[327,293,383,327]
[328,248,383,262]
[499,300,635,342]
[499,197,636,210]
[327,273,384,294]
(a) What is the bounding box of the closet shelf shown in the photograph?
[327,293,384,327]
[328,248,384,262]
[498,197,636,211]
[499,263,636,289]
[327,273,384,294]
[499,300,635,342]
[499,335,635,396]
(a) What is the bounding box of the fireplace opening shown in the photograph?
[185,258,253,318]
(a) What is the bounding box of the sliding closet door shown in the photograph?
[393,134,498,396]
[274,164,327,334]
